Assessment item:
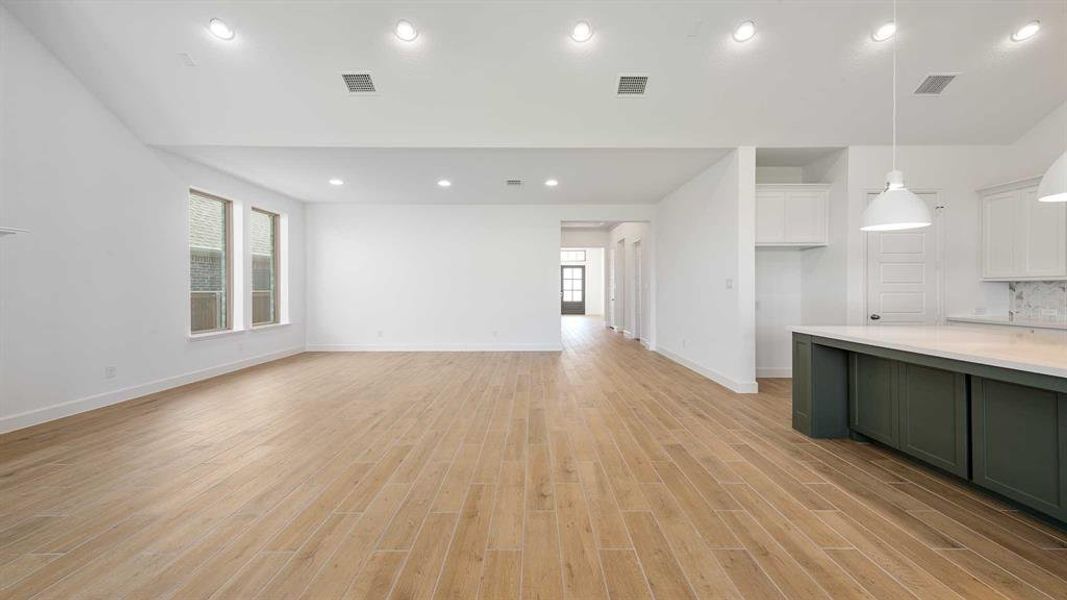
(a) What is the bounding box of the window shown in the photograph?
[561,249,586,263]
[251,208,280,326]
[189,191,232,333]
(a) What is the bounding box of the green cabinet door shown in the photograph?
[898,364,969,478]
[849,353,899,447]
[972,377,1067,521]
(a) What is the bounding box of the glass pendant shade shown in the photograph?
[861,170,932,232]
[1037,151,1067,203]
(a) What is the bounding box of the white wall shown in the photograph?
[306,205,653,351]
[561,229,608,248]
[756,249,803,377]
[655,148,757,393]
[800,148,850,325]
[0,7,306,433]
[755,166,804,184]
[838,102,1064,326]
[562,248,605,316]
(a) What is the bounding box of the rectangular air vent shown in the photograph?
[914,74,957,95]
[617,74,649,97]
[506,179,523,186]
[342,72,376,94]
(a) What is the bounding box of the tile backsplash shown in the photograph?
[1009,281,1067,321]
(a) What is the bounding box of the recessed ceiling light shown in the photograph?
[395,19,418,42]
[571,21,594,43]
[872,21,896,42]
[208,18,235,41]
[329,178,344,186]
[732,21,756,42]
[1011,20,1040,42]
[437,179,452,188]
[545,179,559,187]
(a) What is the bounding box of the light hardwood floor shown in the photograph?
[2,315,1066,599]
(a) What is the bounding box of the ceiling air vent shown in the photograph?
[506,179,523,186]
[914,73,957,95]
[342,72,377,94]
[617,74,649,97]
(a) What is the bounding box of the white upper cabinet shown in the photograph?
[755,184,829,247]
[980,178,1067,281]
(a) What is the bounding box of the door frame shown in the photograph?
[862,189,946,325]
[613,238,626,331]
[561,265,587,315]
[632,239,642,340]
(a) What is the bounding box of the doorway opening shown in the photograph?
[560,247,604,317]
[560,221,652,348]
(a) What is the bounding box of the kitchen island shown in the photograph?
[792,324,1067,523]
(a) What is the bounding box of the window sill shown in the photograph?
[188,329,245,342]
[251,322,291,332]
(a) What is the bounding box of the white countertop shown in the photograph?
[946,314,1067,331]
[792,325,1067,379]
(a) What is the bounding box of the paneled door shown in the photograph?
[866,192,942,324]
[561,266,586,315]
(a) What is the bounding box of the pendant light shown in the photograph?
[861,0,932,232]
[1037,151,1067,203]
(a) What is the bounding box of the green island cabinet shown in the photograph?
[793,332,1067,523]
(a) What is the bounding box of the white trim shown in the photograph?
[756,367,793,378]
[976,176,1043,196]
[655,345,759,394]
[306,343,563,352]
[0,347,304,434]
[755,183,833,190]
[622,330,634,339]
[251,321,291,332]
[188,328,244,341]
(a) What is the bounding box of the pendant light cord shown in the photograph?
[892,0,897,172]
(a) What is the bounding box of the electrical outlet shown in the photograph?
[104,366,117,380]
[725,278,734,290]
[492,330,499,338]
[377,330,384,338]
[682,338,687,348]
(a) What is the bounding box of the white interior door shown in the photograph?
[865,192,942,325]
[633,240,642,340]
[613,239,626,330]
[608,248,616,328]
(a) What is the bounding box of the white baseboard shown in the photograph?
[655,346,759,394]
[0,347,304,435]
[622,330,634,339]
[756,367,793,378]
[306,342,563,352]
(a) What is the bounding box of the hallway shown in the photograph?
[0,316,1065,598]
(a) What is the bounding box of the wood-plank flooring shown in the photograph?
[2,315,1066,598]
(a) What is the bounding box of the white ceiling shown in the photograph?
[5,0,1065,149]
[163,147,729,204]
